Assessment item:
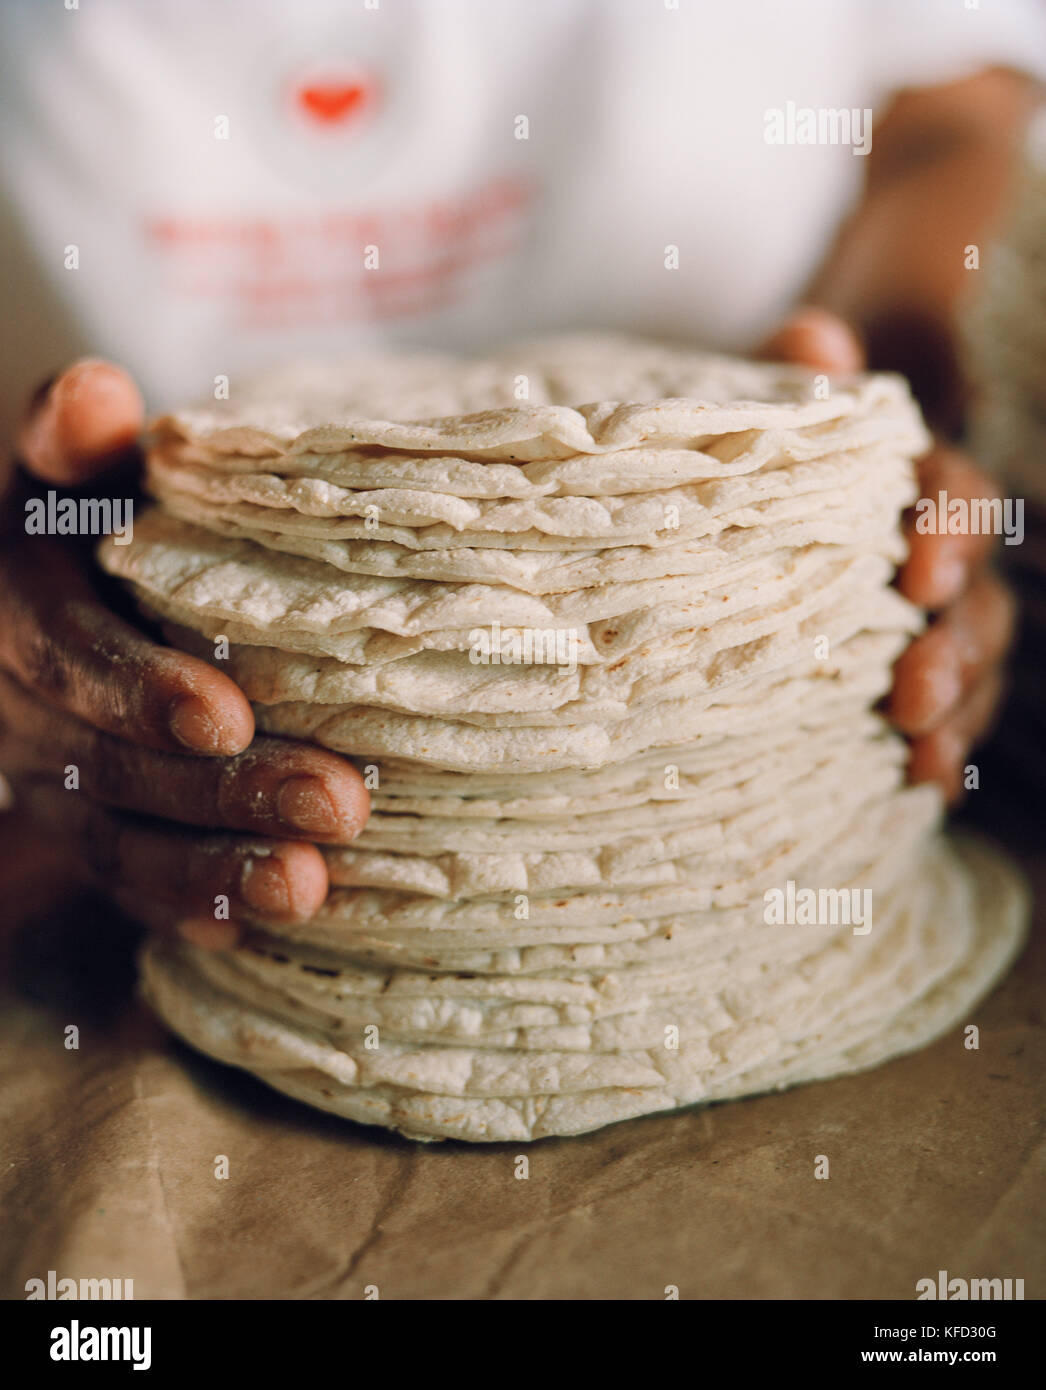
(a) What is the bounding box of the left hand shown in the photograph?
[759,308,1015,803]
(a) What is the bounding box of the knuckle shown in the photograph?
[213,757,247,826]
[0,668,62,765]
[19,628,71,701]
[84,726,132,806]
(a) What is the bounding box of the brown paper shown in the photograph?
[1,806,1043,1302]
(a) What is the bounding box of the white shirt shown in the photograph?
[1,0,1044,436]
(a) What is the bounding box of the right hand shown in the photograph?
[0,360,371,948]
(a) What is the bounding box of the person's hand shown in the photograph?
[1,360,370,947]
[760,309,1015,803]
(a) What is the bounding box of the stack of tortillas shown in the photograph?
[98,336,1028,1142]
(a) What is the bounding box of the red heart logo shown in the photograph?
[297,79,374,125]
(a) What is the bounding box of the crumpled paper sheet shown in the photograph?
[1,809,1043,1301]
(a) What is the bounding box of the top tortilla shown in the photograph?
[151,334,930,463]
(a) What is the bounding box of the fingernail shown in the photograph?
[177,917,241,950]
[277,775,339,834]
[241,854,291,915]
[169,694,223,752]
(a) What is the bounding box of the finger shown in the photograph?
[0,537,255,755]
[0,665,369,840]
[907,668,1005,804]
[900,444,1004,609]
[17,778,330,925]
[174,917,244,949]
[108,888,244,951]
[887,571,1015,736]
[17,360,144,485]
[756,307,866,373]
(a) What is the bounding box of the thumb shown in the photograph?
[757,307,865,374]
[17,359,144,485]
